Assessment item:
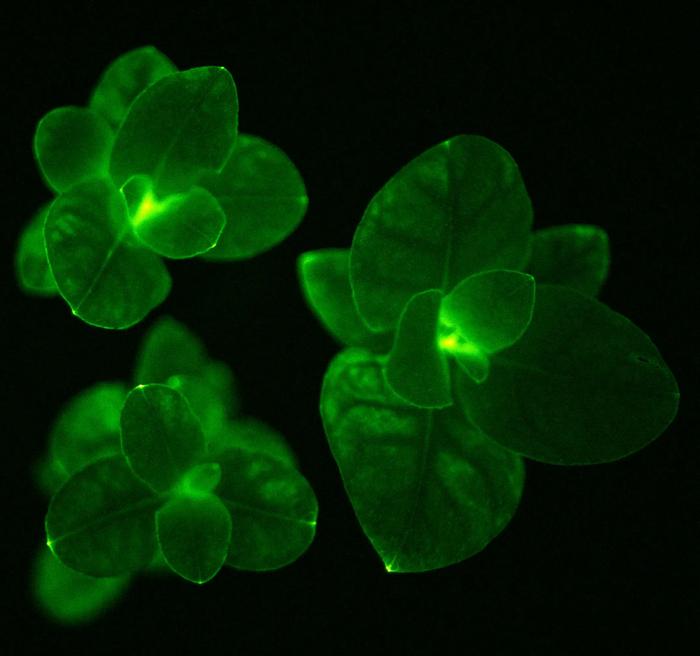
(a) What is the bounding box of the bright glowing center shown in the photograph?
[132,189,164,225]
[437,331,482,358]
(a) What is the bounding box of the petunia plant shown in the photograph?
[298,134,679,573]
[16,46,308,328]
[34,317,317,623]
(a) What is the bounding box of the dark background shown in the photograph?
[2,3,697,653]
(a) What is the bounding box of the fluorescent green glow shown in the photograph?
[437,330,482,358]
[132,188,166,225]
[174,463,222,498]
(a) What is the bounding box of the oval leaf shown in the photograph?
[216,448,318,571]
[46,456,159,577]
[321,348,525,572]
[89,46,177,130]
[386,289,452,408]
[527,224,610,296]
[200,134,308,260]
[156,494,231,584]
[15,204,57,296]
[110,66,238,195]
[34,107,113,193]
[45,178,171,328]
[350,135,533,331]
[297,249,392,351]
[120,384,205,493]
[440,270,535,354]
[455,285,680,464]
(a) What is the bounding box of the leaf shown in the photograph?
[297,249,392,351]
[120,384,205,493]
[110,67,238,196]
[134,315,208,384]
[45,178,171,329]
[155,494,232,584]
[527,224,610,296]
[440,270,535,354]
[455,285,680,464]
[50,382,127,475]
[46,456,159,577]
[216,447,318,570]
[385,289,452,408]
[122,175,226,259]
[33,546,129,625]
[321,348,524,572]
[199,134,308,260]
[350,135,533,331]
[15,204,57,296]
[207,417,298,468]
[89,46,177,130]
[34,107,113,193]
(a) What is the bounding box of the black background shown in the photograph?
[2,3,697,653]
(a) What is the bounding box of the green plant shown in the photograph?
[33,317,317,623]
[299,134,679,573]
[16,46,308,328]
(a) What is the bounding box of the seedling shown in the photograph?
[33,317,317,623]
[16,46,308,328]
[299,134,679,573]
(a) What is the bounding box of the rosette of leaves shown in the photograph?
[16,46,308,328]
[298,134,679,573]
[35,317,316,621]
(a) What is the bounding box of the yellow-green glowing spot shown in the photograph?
[437,332,482,358]
[132,189,165,225]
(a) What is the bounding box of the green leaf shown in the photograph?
[156,494,232,584]
[45,178,171,329]
[440,270,535,354]
[455,285,680,464]
[15,204,57,296]
[134,315,208,384]
[350,135,533,331]
[33,546,129,625]
[216,448,318,571]
[50,382,127,476]
[385,289,451,408]
[207,417,298,468]
[122,175,225,259]
[34,107,113,193]
[527,224,610,296]
[199,134,308,260]
[89,46,177,131]
[110,67,238,196]
[297,249,392,351]
[46,456,159,576]
[120,384,205,493]
[321,348,524,572]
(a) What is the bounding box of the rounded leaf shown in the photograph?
[15,204,57,296]
[350,135,533,331]
[45,178,171,329]
[200,134,308,260]
[456,285,680,464]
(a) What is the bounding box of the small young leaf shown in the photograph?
[156,494,232,584]
[33,546,129,625]
[297,249,392,351]
[15,204,57,296]
[455,285,680,464]
[120,384,205,493]
[350,135,533,331]
[46,456,159,577]
[199,134,308,260]
[34,107,113,193]
[89,46,177,130]
[110,67,238,195]
[440,270,535,354]
[45,178,171,329]
[527,224,610,296]
[134,315,208,384]
[122,175,226,259]
[50,382,127,475]
[217,448,318,571]
[385,289,452,408]
[321,348,524,573]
